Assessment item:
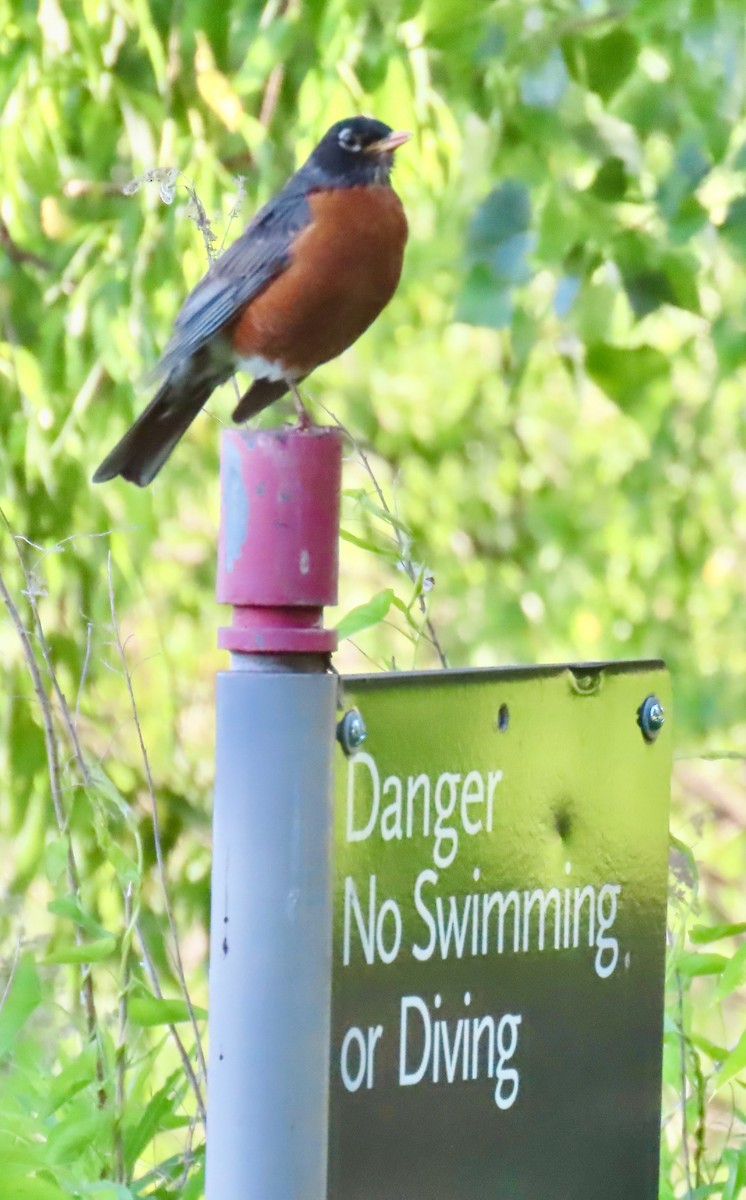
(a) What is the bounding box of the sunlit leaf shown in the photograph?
[128,997,208,1027]
[42,937,117,965]
[564,28,639,101]
[45,1110,110,1166]
[124,1070,187,1168]
[336,589,395,640]
[674,952,727,978]
[585,343,669,415]
[716,1028,746,1091]
[2,1177,68,1200]
[714,943,746,1004]
[690,922,746,945]
[47,896,109,939]
[0,955,42,1058]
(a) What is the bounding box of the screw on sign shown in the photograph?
[338,708,368,755]
[638,694,665,742]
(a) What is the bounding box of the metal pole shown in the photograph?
[206,426,343,1200]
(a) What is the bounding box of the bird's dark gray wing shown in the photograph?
[153,182,312,379]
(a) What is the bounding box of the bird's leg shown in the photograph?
[288,379,313,430]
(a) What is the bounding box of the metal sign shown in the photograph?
[328,661,671,1200]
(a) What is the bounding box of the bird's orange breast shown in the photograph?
[230,186,408,372]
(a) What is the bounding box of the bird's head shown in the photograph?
[305,117,411,187]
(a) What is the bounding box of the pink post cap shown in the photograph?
[217,425,343,654]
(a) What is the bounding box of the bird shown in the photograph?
[93,116,410,486]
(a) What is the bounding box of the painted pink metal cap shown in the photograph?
[217,425,343,654]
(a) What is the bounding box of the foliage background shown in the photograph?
[1,0,745,1195]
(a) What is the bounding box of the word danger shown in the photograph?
[343,871,622,978]
[346,751,502,869]
[339,993,522,1110]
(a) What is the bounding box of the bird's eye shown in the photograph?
[338,128,362,152]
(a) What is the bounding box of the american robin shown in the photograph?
[94,116,410,486]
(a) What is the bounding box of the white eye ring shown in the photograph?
[338,128,362,152]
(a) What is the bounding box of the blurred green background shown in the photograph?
[1,0,745,1195]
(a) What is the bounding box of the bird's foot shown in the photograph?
[288,380,314,430]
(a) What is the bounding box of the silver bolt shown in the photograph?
[638,694,665,742]
[337,708,367,755]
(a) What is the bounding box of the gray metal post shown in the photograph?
[206,427,343,1199]
[206,665,336,1198]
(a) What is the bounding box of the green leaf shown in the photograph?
[339,528,399,561]
[43,1046,99,1116]
[667,195,708,245]
[458,181,535,326]
[675,951,728,978]
[621,269,675,319]
[2,1177,68,1200]
[712,316,746,372]
[87,762,137,825]
[124,1069,185,1169]
[45,1110,110,1166]
[9,697,45,797]
[568,28,639,101]
[128,997,208,1027]
[584,343,669,415]
[721,196,746,257]
[350,494,411,533]
[42,936,117,964]
[689,1033,728,1063]
[76,1186,135,1199]
[716,1027,746,1091]
[589,157,628,202]
[336,589,395,640]
[616,236,700,317]
[669,834,699,896]
[0,954,42,1058]
[721,1147,746,1200]
[657,137,710,220]
[455,264,511,329]
[47,895,109,939]
[0,1132,41,1172]
[43,839,68,887]
[468,181,531,253]
[106,844,141,888]
[660,251,701,314]
[714,942,746,1003]
[690,922,746,944]
[181,1168,206,1200]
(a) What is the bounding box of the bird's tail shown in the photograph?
[93,375,218,487]
[231,378,291,423]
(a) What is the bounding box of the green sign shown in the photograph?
[328,661,671,1200]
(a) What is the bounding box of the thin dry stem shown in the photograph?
[138,931,206,1125]
[690,1038,706,1188]
[75,619,94,733]
[219,176,247,254]
[319,406,449,668]
[12,537,183,1028]
[0,937,22,1012]
[183,180,218,267]
[675,968,693,1198]
[114,885,132,1184]
[107,554,208,1087]
[0,517,107,1106]
[259,65,284,127]
[3,517,206,1132]
[257,0,298,128]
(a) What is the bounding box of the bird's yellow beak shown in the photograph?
[365,130,411,155]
